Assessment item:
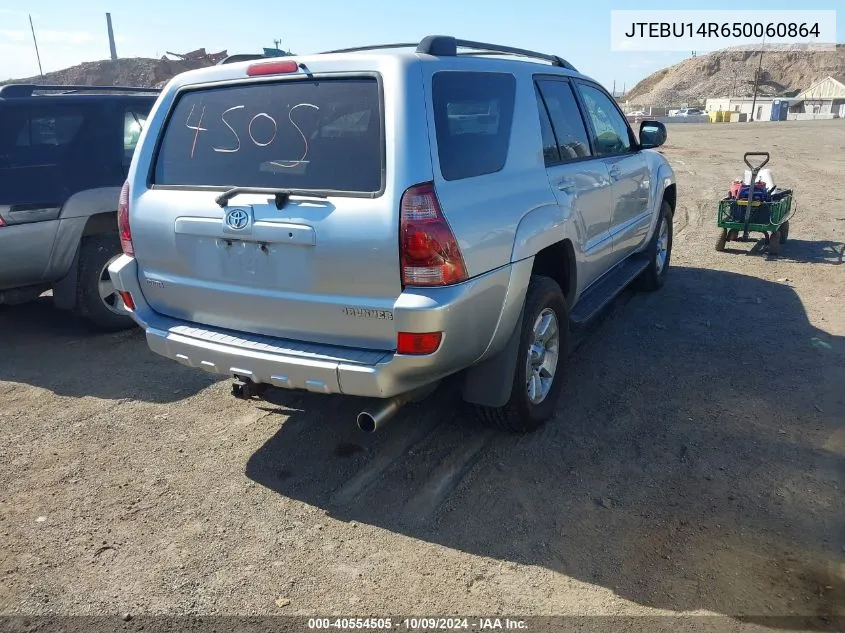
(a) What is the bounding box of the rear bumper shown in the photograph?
[108,255,518,399]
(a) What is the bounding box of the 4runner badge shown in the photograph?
[342,307,394,321]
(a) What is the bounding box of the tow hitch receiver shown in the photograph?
[231,376,266,400]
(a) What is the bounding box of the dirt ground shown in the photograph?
[1,120,844,631]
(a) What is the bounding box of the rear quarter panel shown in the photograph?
[422,60,562,277]
[46,187,122,280]
[0,221,58,289]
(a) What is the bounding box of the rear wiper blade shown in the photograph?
[215,187,329,209]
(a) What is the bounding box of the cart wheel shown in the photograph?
[768,231,781,255]
[779,221,789,244]
[727,229,739,241]
[715,228,728,252]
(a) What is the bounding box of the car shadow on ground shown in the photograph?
[0,297,216,403]
[245,266,844,629]
[780,239,845,265]
[721,238,844,265]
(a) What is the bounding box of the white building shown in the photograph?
[788,76,845,119]
[704,97,779,122]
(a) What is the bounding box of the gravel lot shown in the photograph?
[1,120,843,631]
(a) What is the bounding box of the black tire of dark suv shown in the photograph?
[74,233,135,332]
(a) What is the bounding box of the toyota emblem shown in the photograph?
[224,208,250,230]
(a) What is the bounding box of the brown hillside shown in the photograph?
[1,57,215,89]
[625,45,845,106]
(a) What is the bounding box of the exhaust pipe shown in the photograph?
[356,383,439,433]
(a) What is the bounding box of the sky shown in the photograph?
[1,0,842,90]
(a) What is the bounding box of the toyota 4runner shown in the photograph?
[109,36,676,433]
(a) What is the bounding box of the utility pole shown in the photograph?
[28,14,44,77]
[749,41,765,121]
[106,13,118,61]
[613,80,616,96]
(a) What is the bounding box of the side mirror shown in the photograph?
[639,120,667,149]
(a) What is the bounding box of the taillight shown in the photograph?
[117,181,134,256]
[399,182,467,287]
[397,332,442,355]
[0,216,5,227]
[118,291,135,311]
[247,60,299,76]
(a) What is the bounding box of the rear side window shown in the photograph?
[123,107,150,168]
[15,115,84,148]
[0,103,92,173]
[153,78,383,193]
[432,72,516,181]
[0,102,110,205]
[0,105,88,169]
[536,80,592,162]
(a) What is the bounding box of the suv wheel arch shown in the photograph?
[52,210,120,311]
[462,240,574,408]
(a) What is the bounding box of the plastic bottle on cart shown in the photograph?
[743,168,776,191]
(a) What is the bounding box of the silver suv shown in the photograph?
[109,36,676,433]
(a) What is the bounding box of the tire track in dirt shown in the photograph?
[400,429,495,524]
[331,411,444,507]
[245,380,496,527]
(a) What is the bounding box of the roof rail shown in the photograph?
[320,42,420,55]
[320,36,577,71]
[0,84,160,98]
[217,53,269,65]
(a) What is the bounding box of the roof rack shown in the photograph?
[0,84,161,98]
[217,53,269,65]
[320,35,577,71]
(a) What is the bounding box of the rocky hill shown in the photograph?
[625,44,845,106]
[1,57,215,89]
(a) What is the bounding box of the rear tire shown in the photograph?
[638,201,673,291]
[715,228,728,252]
[74,233,135,332]
[475,275,568,433]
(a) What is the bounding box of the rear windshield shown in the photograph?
[153,77,383,193]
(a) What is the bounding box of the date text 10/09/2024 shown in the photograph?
[307,618,528,630]
[624,22,821,38]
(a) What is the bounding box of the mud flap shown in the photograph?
[461,308,524,408]
[52,245,80,310]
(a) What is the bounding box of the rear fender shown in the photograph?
[51,187,121,309]
[461,257,533,408]
[510,201,571,262]
[463,202,573,408]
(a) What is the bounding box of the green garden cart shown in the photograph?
[715,152,795,255]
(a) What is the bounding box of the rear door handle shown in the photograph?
[556,181,576,193]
